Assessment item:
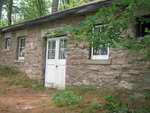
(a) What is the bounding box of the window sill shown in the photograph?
[85,59,111,65]
[3,49,10,51]
[14,60,24,63]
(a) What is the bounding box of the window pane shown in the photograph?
[20,38,25,47]
[59,39,67,59]
[93,44,108,55]
[18,38,25,59]
[19,47,25,57]
[6,38,11,49]
[48,49,55,59]
[93,25,108,56]
[48,40,56,59]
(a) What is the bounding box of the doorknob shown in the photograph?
[56,65,58,68]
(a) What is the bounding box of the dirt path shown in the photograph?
[0,77,60,113]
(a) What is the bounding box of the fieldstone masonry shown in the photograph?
[66,40,150,92]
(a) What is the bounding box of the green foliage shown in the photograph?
[90,101,101,109]
[59,0,89,10]
[52,91,83,107]
[51,0,150,59]
[0,0,51,27]
[145,92,150,100]
[42,100,52,106]
[20,0,50,20]
[0,65,14,72]
[0,19,8,27]
[0,64,44,92]
[0,65,17,77]
[34,84,45,92]
[104,94,150,113]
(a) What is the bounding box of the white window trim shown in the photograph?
[46,36,67,60]
[18,37,25,60]
[91,46,109,60]
[91,24,109,60]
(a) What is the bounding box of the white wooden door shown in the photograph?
[45,37,67,89]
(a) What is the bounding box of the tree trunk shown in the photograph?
[62,0,66,9]
[52,0,59,13]
[37,0,43,16]
[7,0,13,25]
[62,0,69,9]
[0,0,3,21]
[66,0,69,4]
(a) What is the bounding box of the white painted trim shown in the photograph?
[18,37,25,61]
[45,36,67,89]
[91,47,109,60]
[91,24,109,60]
[47,36,66,41]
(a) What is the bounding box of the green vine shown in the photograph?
[46,0,150,59]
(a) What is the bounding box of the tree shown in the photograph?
[7,0,13,25]
[59,0,89,10]
[20,0,49,20]
[61,0,69,9]
[37,0,43,16]
[52,0,59,13]
[0,0,3,21]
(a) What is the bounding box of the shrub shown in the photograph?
[52,91,83,107]
[90,101,101,109]
[104,94,150,113]
[0,65,18,77]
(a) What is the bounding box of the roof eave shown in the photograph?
[1,0,114,33]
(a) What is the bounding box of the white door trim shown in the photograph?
[45,36,67,89]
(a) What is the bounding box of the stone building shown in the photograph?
[0,0,150,91]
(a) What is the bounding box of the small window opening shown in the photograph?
[18,37,26,60]
[91,25,109,60]
[136,15,150,37]
[6,38,11,49]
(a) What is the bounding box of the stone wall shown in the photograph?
[0,26,45,80]
[0,11,150,92]
[66,40,150,92]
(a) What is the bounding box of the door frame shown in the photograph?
[45,36,67,89]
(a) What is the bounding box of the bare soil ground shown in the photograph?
[0,77,66,113]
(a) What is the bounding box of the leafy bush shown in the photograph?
[0,64,44,92]
[0,65,20,78]
[0,65,13,71]
[145,92,150,100]
[52,91,83,107]
[90,101,101,109]
[104,94,150,113]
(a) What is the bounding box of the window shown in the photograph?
[6,38,11,49]
[136,15,150,37]
[18,37,25,60]
[91,25,109,60]
[59,38,67,59]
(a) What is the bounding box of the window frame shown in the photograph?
[91,24,109,60]
[18,37,26,60]
[5,38,11,49]
[136,15,150,37]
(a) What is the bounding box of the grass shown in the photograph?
[50,89,150,113]
[0,64,45,92]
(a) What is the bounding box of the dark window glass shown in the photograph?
[6,38,11,49]
[18,38,25,59]
[93,25,108,56]
[136,15,150,37]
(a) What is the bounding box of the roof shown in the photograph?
[1,0,115,33]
